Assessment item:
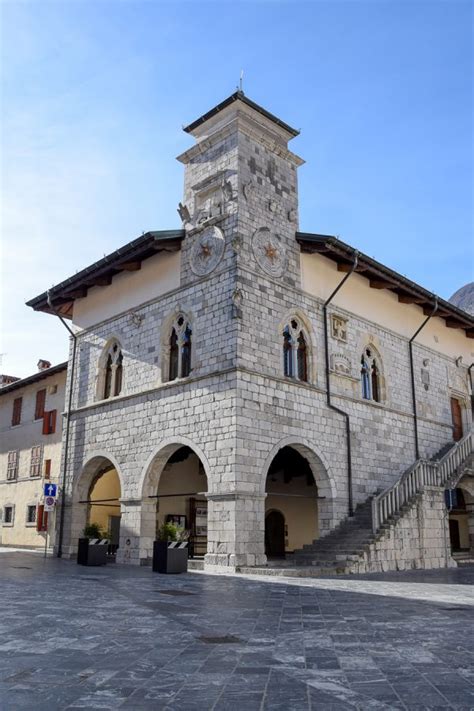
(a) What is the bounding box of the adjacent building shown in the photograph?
[26,92,473,572]
[0,361,67,548]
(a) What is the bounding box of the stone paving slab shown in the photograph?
[0,552,473,710]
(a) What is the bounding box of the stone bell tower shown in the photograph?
[176,91,304,288]
[176,92,304,569]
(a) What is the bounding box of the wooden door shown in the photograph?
[450,398,463,442]
[449,519,461,551]
[265,510,285,558]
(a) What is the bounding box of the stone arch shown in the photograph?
[138,437,211,564]
[261,437,337,539]
[69,452,124,552]
[278,308,316,383]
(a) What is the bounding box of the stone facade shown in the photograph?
[28,93,473,571]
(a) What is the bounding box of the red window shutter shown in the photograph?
[50,409,57,434]
[42,412,49,435]
[37,506,48,532]
[36,505,44,532]
[44,459,52,479]
[12,397,22,426]
[35,389,46,420]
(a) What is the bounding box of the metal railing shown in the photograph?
[372,432,473,533]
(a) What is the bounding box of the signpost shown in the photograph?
[43,484,58,558]
[44,483,57,498]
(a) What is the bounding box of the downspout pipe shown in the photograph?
[47,291,77,558]
[468,363,474,418]
[323,251,359,517]
[409,296,438,460]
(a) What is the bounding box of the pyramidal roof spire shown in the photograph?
[183,91,299,139]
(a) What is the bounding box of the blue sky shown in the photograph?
[1,0,472,378]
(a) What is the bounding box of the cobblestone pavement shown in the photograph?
[0,552,473,710]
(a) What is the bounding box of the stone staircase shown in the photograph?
[238,432,473,578]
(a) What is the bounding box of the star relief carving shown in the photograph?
[264,243,279,262]
[190,226,225,276]
[252,227,286,278]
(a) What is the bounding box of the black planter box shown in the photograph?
[77,538,107,566]
[152,541,188,574]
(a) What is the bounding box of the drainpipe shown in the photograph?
[468,363,474,418]
[47,291,77,558]
[323,251,359,517]
[409,297,438,460]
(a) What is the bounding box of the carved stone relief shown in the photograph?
[252,227,286,278]
[190,226,225,276]
[243,180,256,202]
[331,314,348,343]
[330,353,352,376]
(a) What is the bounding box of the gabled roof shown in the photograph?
[27,230,185,319]
[183,91,300,138]
[297,232,474,338]
[0,362,68,397]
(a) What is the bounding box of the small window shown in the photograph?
[12,397,22,426]
[7,451,19,481]
[361,347,381,403]
[4,506,14,525]
[43,410,57,435]
[26,505,37,525]
[30,445,43,477]
[35,389,46,420]
[282,319,308,383]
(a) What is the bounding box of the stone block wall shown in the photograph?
[348,487,456,574]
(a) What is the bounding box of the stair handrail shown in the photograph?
[372,432,473,533]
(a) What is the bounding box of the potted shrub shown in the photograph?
[77,522,108,566]
[152,523,189,574]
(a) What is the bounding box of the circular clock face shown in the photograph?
[190,226,225,276]
[252,227,286,278]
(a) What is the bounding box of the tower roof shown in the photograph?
[183,91,299,139]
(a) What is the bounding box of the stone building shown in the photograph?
[27,92,473,573]
[0,361,67,548]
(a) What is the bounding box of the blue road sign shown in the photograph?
[43,483,57,497]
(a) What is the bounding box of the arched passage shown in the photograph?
[139,440,209,564]
[262,441,335,557]
[70,454,123,555]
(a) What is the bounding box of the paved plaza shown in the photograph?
[0,552,473,710]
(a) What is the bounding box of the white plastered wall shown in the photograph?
[301,253,474,362]
[72,251,181,330]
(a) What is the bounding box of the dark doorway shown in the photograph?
[265,510,285,557]
[449,519,461,551]
[450,398,463,442]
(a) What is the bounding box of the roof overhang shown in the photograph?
[27,230,185,319]
[183,91,299,140]
[0,362,68,397]
[297,232,474,338]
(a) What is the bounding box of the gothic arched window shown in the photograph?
[283,326,293,377]
[100,340,123,400]
[166,314,193,382]
[169,328,179,381]
[297,332,308,382]
[282,319,309,383]
[361,347,381,403]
